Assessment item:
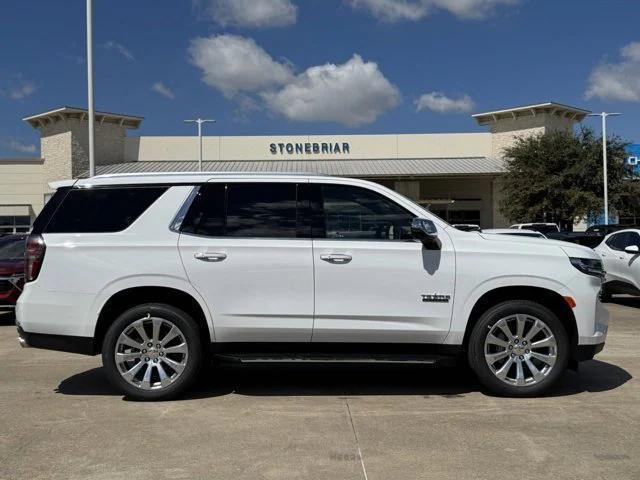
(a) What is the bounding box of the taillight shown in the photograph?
[25,234,46,282]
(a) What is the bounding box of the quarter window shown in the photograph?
[44,187,168,233]
[316,184,414,240]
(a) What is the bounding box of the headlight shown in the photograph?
[570,257,605,279]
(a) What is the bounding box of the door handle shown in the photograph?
[194,252,227,262]
[320,253,352,264]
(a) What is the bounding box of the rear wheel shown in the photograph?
[468,300,569,397]
[102,303,203,400]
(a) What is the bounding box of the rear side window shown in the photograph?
[45,187,168,233]
[31,187,71,234]
[181,183,308,238]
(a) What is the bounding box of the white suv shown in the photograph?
[17,173,608,400]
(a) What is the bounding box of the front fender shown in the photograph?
[445,275,572,345]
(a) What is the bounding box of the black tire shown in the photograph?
[467,300,569,397]
[102,303,203,401]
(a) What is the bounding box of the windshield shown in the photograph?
[0,238,25,260]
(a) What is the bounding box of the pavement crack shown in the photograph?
[345,399,369,480]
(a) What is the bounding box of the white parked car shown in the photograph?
[17,173,608,400]
[594,229,640,299]
[482,229,547,239]
[510,223,560,235]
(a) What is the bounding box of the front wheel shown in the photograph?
[102,303,203,400]
[468,300,569,397]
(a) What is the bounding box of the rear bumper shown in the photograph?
[17,326,95,355]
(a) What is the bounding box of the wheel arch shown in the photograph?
[462,286,578,361]
[93,286,212,354]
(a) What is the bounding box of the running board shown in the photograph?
[214,353,457,366]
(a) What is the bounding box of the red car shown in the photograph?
[0,234,26,309]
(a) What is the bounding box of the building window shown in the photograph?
[0,215,31,234]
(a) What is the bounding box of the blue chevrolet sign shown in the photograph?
[626,144,640,174]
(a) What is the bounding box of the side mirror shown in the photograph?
[411,218,440,249]
[624,245,640,254]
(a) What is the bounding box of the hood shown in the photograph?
[0,259,23,276]
[478,233,599,259]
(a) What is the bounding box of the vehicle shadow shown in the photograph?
[56,359,632,401]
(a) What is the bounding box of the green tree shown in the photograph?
[499,128,640,230]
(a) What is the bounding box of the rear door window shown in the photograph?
[180,182,309,239]
[44,186,168,233]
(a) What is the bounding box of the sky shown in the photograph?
[2,0,640,157]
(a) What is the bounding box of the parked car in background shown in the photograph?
[546,231,604,249]
[452,224,482,232]
[0,234,26,309]
[17,173,608,400]
[510,223,560,235]
[586,224,636,236]
[594,229,640,300]
[482,229,547,239]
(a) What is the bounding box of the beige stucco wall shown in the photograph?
[0,159,46,217]
[124,132,493,162]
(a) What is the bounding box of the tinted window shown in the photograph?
[180,184,226,237]
[181,183,307,238]
[0,237,25,260]
[607,232,630,251]
[317,184,414,240]
[226,183,298,238]
[31,187,70,234]
[45,187,167,233]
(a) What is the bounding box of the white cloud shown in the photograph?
[201,0,297,28]
[104,41,134,61]
[188,34,293,97]
[262,54,400,127]
[586,41,640,102]
[3,79,36,100]
[151,82,175,99]
[1,139,37,154]
[347,0,518,22]
[415,91,475,113]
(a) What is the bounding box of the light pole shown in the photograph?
[184,118,216,172]
[86,0,95,177]
[588,112,621,225]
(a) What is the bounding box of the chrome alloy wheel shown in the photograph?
[484,314,558,387]
[114,315,189,390]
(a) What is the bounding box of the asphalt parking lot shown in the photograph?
[1,301,639,480]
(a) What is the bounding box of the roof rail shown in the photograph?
[91,171,332,179]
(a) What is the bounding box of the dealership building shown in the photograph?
[0,101,593,233]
